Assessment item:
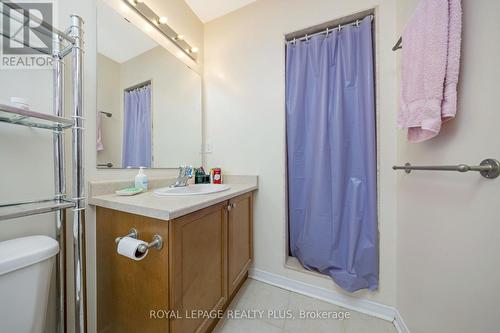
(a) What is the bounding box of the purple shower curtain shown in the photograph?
[122,84,152,168]
[286,16,378,292]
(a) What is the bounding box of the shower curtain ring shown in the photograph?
[326,28,329,37]
[305,34,309,41]
[338,24,341,31]
[356,19,360,27]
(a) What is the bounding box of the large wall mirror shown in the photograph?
[96,0,202,169]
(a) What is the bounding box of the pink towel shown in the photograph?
[398,0,462,143]
[96,112,104,151]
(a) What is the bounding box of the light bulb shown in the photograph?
[158,16,168,24]
[175,35,184,40]
[190,47,199,53]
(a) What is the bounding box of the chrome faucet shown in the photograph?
[172,165,194,187]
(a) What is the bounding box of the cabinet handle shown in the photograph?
[227,204,232,211]
[231,202,237,209]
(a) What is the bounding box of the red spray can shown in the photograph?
[211,168,222,184]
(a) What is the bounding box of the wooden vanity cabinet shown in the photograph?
[96,192,253,333]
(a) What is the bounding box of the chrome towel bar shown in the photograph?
[392,158,500,179]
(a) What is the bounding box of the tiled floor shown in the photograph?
[213,279,397,333]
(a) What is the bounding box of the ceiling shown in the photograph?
[184,0,257,23]
[97,1,158,64]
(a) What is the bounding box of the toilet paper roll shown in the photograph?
[117,236,149,261]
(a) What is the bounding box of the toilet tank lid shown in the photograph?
[0,236,59,276]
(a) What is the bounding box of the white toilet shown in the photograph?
[0,235,59,333]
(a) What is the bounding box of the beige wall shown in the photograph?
[204,0,399,306]
[395,1,500,332]
[97,53,122,167]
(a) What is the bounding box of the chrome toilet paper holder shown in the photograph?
[115,228,163,253]
[115,228,138,244]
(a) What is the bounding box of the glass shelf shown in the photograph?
[0,199,75,221]
[0,103,73,130]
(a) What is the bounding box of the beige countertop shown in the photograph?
[88,177,258,221]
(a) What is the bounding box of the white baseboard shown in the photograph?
[248,268,409,333]
[393,309,410,333]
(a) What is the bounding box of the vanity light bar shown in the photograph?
[124,0,198,61]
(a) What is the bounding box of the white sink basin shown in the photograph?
[154,184,230,196]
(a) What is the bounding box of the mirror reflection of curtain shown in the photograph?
[122,84,152,168]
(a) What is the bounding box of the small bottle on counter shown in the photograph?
[134,167,148,191]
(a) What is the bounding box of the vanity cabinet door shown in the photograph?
[227,192,253,297]
[169,202,228,333]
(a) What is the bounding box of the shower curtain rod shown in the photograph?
[286,14,373,44]
[125,80,151,92]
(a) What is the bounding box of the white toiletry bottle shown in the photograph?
[135,167,148,191]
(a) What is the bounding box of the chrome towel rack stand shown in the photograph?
[0,5,86,332]
[393,158,500,179]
